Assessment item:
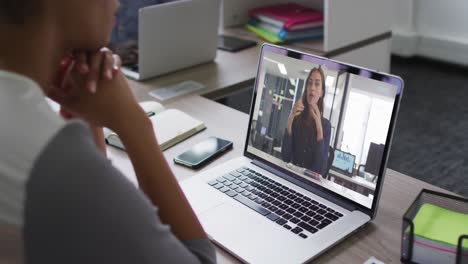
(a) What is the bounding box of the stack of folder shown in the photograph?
[246,3,324,44]
[408,203,468,263]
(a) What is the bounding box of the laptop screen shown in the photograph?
[246,45,403,210]
[332,150,355,176]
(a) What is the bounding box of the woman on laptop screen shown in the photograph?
[282,67,332,177]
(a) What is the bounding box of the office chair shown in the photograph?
[358,164,366,177]
[358,164,379,183]
[361,143,385,183]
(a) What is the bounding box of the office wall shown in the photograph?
[393,0,415,33]
[392,0,418,56]
[392,0,468,66]
[417,1,468,41]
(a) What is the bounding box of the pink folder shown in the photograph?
[249,3,323,31]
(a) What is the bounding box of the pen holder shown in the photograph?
[401,189,468,264]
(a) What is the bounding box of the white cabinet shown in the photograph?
[222,0,393,72]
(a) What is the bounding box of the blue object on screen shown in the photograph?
[332,149,355,176]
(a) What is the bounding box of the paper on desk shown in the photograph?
[411,203,468,248]
[363,256,385,264]
[149,80,205,101]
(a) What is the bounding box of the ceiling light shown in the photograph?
[278,63,287,75]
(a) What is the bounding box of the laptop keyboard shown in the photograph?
[208,167,344,239]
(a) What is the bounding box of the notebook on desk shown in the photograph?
[45,99,205,151]
[104,101,206,151]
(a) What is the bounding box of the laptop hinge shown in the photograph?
[251,159,358,212]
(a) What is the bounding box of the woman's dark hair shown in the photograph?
[0,0,37,24]
[301,66,326,123]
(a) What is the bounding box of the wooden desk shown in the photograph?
[108,95,249,184]
[128,45,260,102]
[108,91,456,264]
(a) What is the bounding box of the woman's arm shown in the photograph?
[281,117,299,162]
[54,49,122,156]
[60,107,107,156]
[25,122,214,263]
[52,61,207,241]
[311,119,332,176]
[90,126,106,155]
[310,103,324,142]
[115,107,207,240]
[287,101,304,135]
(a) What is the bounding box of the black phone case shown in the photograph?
[217,36,257,52]
[174,142,233,169]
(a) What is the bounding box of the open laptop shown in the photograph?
[181,44,404,264]
[122,0,220,81]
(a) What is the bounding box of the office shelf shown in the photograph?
[222,0,393,72]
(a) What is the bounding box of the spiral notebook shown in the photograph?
[104,102,206,151]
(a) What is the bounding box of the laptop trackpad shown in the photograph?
[200,203,298,263]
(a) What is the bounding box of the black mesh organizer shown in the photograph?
[401,189,468,264]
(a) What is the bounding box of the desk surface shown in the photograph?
[129,42,260,102]
[108,95,250,184]
[109,88,455,263]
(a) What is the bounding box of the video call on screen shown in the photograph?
[248,51,398,208]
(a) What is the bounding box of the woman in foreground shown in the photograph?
[0,0,215,263]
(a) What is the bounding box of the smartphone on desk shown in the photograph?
[174,137,233,169]
[218,35,257,52]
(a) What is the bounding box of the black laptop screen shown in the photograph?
[245,45,403,210]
